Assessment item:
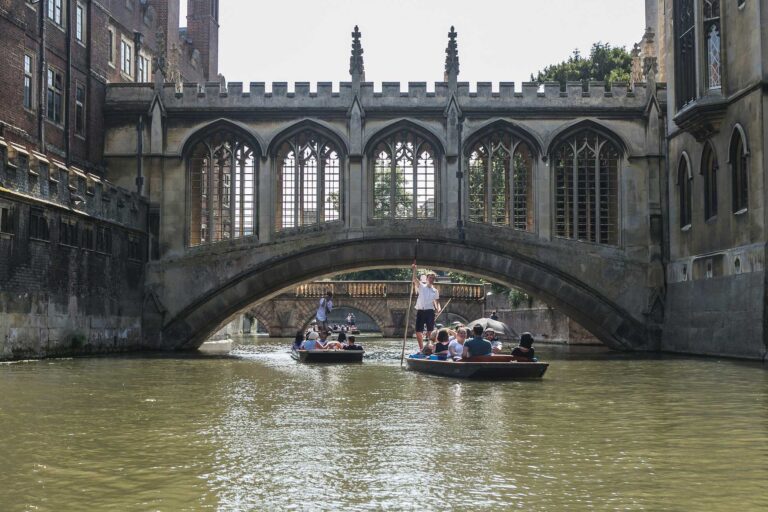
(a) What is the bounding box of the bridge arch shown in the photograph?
[159,238,651,351]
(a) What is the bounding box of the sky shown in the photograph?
[184,0,646,91]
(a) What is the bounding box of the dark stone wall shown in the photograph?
[662,271,767,360]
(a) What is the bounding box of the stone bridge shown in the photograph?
[248,280,486,337]
[102,29,666,352]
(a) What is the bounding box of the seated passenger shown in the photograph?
[484,328,503,354]
[300,331,323,351]
[448,327,468,360]
[343,335,363,351]
[512,332,536,361]
[462,324,493,359]
[320,331,342,350]
[433,329,451,360]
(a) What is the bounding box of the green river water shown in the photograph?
[0,336,766,511]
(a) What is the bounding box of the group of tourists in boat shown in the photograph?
[406,263,536,362]
[293,329,364,352]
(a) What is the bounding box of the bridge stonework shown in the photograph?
[247,281,485,337]
[103,57,674,354]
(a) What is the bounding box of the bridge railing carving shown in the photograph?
[293,281,485,301]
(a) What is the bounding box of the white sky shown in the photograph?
[183,1,646,91]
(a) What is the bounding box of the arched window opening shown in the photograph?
[678,156,692,229]
[188,130,256,247]
[276,131,341,230]
[467,132,534,230]
[553,132,619,245]
[701,142,718,221]
[704,0,721,89]
[674,0,696,109]
[372,131,436,219]
[730,128,748,213]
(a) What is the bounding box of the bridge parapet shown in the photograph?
[294,281,486,300]
[106,81,666,113]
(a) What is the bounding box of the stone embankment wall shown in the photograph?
[0,138,148,360]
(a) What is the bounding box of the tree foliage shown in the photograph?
[530,42,633,86]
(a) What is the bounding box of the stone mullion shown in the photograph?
[239,155,245,238]
[412,156,418,218]
[389,149,396,218]
[571,145,578,239]
[508,143,516,228]
[317,148,325,225]
[207,147,215,243]
[296,145,303,227]
[229,142,236,239]
[594,141,603,244]
[485,144,492,223]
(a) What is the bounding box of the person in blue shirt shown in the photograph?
[462,324,493,358]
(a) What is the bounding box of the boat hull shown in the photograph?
[292,349,365,363]
[405,358,548,379]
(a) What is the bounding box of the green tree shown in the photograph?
[530,42,633,87]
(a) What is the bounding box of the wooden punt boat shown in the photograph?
[291,348,365,363]
[405,355,548,379]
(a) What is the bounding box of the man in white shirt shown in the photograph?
[316,291,333,331]
[411,263,441,350]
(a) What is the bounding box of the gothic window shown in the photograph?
[276,131,341,230]
[678,155,692,229]
[729,128,748,213]
[674,0,696,109]
[553,131,619,245]
[188,130,256,246]
[703,1,721,89]
[372,131,436,220]
[467,133,534,230]
[701,141,718,221]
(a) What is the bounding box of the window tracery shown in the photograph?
[467,133,534,230]
[703,1,721,89]
[276,131,341,230]
[553,132,619,245]
[188,130,256,246]
[372,131,436,220]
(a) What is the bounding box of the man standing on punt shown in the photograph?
[411,263,442,351]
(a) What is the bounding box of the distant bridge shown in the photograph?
[248,280,487,337]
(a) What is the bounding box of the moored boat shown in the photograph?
[291,348,365,363]
[405,355,548,379]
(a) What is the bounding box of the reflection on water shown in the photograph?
[0,336,766,511]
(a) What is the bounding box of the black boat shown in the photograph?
[405,355,548,379]
[291,348,365,363]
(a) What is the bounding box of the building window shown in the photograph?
[47,0,62,26]
[276,131,341,230]
[701,142,718,221]
[29,209,49,241]
[121,39,133,78]
[674,0,696,109]
[137,54,150,82]
[75,84,85,136]
[372,131,436,220]
[678,155,692,229]
[128,234,142,261]
[553,131,620,245]
[703,1,721,89]
[467,132,534,230]
[46,67,63,124]
[75,2,85,43]
[108,28,115,65]
[23,54,34,110]
[82,223,94,250]
[0,207,14,235]
[96,225,112,254]
[730,128,749,213]
[60,218,79,246]
[188,130,257,246]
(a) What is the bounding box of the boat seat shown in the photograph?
[462,355,515,363]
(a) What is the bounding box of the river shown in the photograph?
[0,336,766,511]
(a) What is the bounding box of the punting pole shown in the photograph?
[400,239,419,367]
